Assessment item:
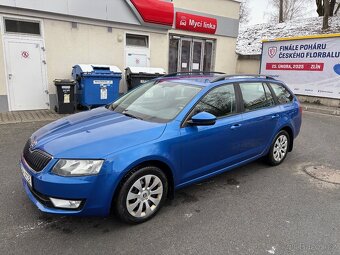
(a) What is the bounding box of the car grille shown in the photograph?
[23,139,52,172]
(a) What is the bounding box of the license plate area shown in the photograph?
[21,164,32,187]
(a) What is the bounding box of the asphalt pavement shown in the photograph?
[0,112,339,255]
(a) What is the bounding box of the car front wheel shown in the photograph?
[115,166,168,224]
[267,130,290,166]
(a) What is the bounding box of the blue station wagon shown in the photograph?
[20,73,302,223]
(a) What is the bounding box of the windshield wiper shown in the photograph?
[122,111,143,120]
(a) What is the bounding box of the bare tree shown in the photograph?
[317,0,337,16]
[316,1,337,30]
[330,0,336,15]
[316,0,324,15]
[323,0,330,29]
[239,0,250,24]
[269,0,312,23]
[279,0,284,23]
[336,1,340,15]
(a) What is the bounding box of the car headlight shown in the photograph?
[52,159,104,176]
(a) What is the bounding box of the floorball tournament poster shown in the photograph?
[261,35,340,99]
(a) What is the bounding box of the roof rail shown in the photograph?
[163,71,225,78]
[211,74,277,83]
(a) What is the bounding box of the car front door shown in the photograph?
[178,84,244,185]
[236,82,281,160]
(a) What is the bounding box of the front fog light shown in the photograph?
[50,197,82,209]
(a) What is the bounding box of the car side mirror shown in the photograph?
[187,112,217,126]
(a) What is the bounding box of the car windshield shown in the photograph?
[109,81,202,123]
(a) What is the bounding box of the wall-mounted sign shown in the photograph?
[261,35,340,99]
[175,12,217,34]
[21,51,29,58]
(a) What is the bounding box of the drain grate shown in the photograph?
[304,165,340,185]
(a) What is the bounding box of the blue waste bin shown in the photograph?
[72,64,122,109]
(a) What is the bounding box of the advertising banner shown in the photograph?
[261,35,340,99]
[175,12,217,34]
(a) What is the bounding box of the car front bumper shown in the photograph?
[20,157,117,217]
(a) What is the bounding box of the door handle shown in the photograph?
[271,114,279,119]
[8,73,13,79]
[230,124,242,130]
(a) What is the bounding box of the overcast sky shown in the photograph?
[247,0,318,25]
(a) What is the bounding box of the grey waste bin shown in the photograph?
[125,67,166,90]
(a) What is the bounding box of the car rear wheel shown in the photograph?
[267,130,290,166]
[115,166,168,224]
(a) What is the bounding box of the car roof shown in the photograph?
[156,72,223,84]
[157,73,280,87]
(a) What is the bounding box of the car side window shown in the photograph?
[239,82,273,111]
[270,83,294,104]
[192,84,237,118]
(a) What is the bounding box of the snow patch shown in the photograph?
[237,17,340,56]
[184,213,193,219]
[267,246,276,254]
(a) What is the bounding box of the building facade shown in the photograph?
[0,0,241,112]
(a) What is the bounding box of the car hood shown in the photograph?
[31,107,166,158]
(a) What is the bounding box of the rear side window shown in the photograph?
[193,84,236,118]
[239,82,274,111]
[270,83,293,104]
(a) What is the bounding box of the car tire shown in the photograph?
[267,130,290,166]
[115,166,168,224]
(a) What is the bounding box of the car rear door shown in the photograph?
[178,83,244,184]
[236,82,281,160]
[269,82,300,135]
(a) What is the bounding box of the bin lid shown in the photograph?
[75,64,122,73]
[125,67,166,75]
[54,79,76,85]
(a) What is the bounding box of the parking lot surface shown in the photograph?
[0,112,339,255]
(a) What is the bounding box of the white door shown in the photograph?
[4,38,48,111]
